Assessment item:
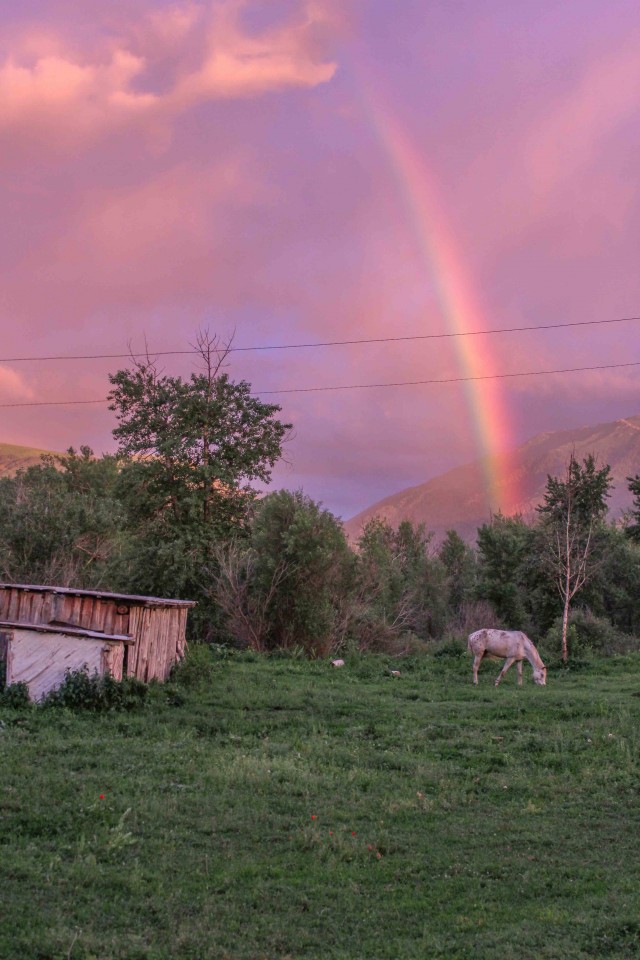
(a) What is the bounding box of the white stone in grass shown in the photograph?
[331,659,345,668]
[390,670,401,677]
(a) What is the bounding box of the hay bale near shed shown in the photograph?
[0,583,195,699]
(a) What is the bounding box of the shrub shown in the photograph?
[170,643,217,689]
[0,681,31,709]
[42,667,148,712]
[432,636,467,659]
[268,644,307,660]
[544,609,635,660]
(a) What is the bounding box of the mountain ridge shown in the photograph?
[2,417,639,546]
[344,414,640,543]
[0,442,59,478]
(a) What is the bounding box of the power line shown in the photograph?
[0,399,107,409]
[230,316,640,352]
[0,315,638,364]
[260,360,640,393]
[1,359,638,407]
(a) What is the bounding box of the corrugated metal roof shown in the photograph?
[0,620,135,644]
[0,583,196,607]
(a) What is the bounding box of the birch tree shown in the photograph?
[537,454,612,662]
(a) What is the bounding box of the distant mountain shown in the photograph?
[344,415,640,543]
[0,442,54,478]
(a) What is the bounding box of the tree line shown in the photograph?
[1,334,639,662]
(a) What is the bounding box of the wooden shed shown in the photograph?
[0,583,195,699]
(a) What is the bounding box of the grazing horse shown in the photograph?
[468,629,547,687]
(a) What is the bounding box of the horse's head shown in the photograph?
[533,665,547,686]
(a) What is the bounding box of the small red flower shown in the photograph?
[311,815,317,820]
[329,831,333,836]
[99,794,105,800]
[351,831,357,836]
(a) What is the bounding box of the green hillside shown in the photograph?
[0,442,56,477]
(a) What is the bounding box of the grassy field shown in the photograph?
[2,648,640,960]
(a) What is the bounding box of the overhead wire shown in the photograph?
[0,359,638,407]
[0,314,638,364]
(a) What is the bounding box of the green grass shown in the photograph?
[2,651,640,959]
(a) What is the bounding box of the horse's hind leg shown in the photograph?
[472,653,483,685]
[517,660,523,686]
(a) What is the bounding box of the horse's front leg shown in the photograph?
[517,660,523,686]
[495,657,516,686]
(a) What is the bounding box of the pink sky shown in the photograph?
[1,0,639,518]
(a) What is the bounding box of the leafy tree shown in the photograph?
[475,513,534,628]
[438,529,477,620]
[107,332,291,628]
[356,517,446,648]
[109,333,290,537]
[626,474,640,542]
[212,490,355,655]
[0,447,124,587]
[587,524,640,637]
[537,453,612,662]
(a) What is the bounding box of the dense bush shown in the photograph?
[170,644,219,689]
[544,609,636,660]
[212,490,356,656]
[0,681,31,709]
[432,636,467,659]
[0,448,125,588]
[354,518,447,652]
[42,667,148,712]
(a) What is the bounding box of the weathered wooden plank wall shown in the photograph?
[0,588,52,625]
[125,606,185,682]
[53,594,130,636]
[0,586,191,685]
[7,629,113,701]
[102,642,124,681]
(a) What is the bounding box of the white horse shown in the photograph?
[468,629,547,687]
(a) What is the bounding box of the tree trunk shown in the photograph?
[561,503,572,663]
[561,591,570,663]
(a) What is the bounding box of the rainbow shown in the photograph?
[358,85,518,514]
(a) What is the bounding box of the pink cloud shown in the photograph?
[0,48,156,137]
[144,3,204,45]
[0,367,34,402]
[172,1,336,103]
[0,0,337,163]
